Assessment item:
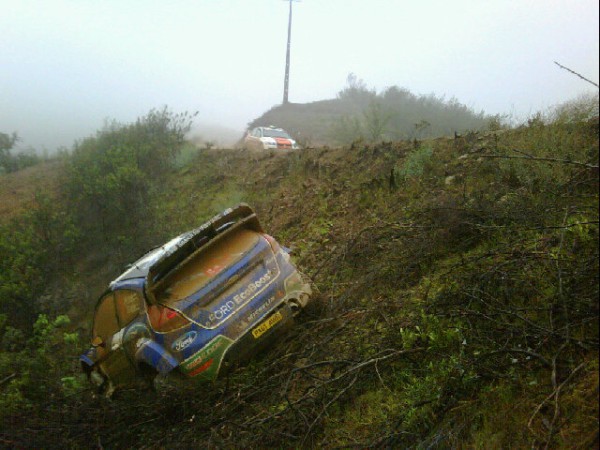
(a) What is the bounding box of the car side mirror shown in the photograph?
[92,336,105,348]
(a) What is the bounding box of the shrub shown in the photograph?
[396,145,433,180]
[64,108,196,250]
[0,314,84,420]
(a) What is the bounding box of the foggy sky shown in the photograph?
[1,0,598,152]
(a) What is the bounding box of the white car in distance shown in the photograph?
[244,126,300,151]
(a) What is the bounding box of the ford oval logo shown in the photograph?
[172,331,197,352]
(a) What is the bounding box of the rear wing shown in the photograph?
[146,204,263,304]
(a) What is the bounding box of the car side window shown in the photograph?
[93,293,119,343]
[114,290,144,327]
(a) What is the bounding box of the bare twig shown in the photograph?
[243,348,424,428]
[528,362,587,438]
[463,220,599,231]
[555,208,571,341]
[0,373,16,387]
[554,61,599,89]
[300,374,358,447]
[477,348,552,368]
[375,359,391,391]
[480,153,599,169]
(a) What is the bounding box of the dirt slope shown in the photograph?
[2,122,598,448]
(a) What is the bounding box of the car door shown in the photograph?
[247,128,262,151]
[93,291,142,388]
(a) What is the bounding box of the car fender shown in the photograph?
[134,338,179,375]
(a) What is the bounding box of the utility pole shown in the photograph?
[283,0,299,104]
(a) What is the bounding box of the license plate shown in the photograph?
[252,311,283,339]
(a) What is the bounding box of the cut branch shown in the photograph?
[480,153,599,169]
[0,373,16,387]
[554,61,599,89]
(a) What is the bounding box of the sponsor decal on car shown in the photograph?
[172,331,197,352]
[180,334,233,380]
[245,295,277,324]
[208,300,237,322]
[188,358,214,377]
[232,270,274,305]
[205,269,276,325]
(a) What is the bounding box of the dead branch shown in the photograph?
[554,61,599,89]
[555,208,571,339]
[300,374,358,447]
[480,153,599,169]
[477,348,552,368]
[0,373,16,387]
[241,348,425,429]
[464,221,599,231]
[528,362,587,437]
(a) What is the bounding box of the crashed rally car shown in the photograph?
[80,204,311,396]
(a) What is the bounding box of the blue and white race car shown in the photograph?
[80,204,311,396]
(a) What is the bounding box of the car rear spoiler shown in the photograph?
[145,203,263,304]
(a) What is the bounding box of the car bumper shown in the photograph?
[221,302,295,373]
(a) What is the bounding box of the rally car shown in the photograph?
[243,126,300,151]
[80,204,311,396]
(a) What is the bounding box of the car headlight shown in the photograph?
[261,138,278,149]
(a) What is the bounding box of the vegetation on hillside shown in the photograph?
[0,132,42,174]
[63,107,196,253]
[249,74,493,146]
[0,108,195,329]
[0,99,598,448]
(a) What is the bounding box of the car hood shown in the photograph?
[260,137,298,149]
[261,136,294,142]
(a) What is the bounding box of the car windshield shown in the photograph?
[156,228,261,305]
[263,128,291,139]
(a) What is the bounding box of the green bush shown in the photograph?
[64,107,196,250]
[396,145,433,180]
[0,193,79,326]
[0,133,41,173]
[0,314,84,419]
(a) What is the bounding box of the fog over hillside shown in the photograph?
[1,1,598,153]
[189,124,243,149]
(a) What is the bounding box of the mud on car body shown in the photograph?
[80,204,311,396]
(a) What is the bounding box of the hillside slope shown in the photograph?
[0,160,62,223]
[1,119,598,448]
[248,85,491,146]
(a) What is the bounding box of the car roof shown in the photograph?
[111,204,262,288]
[258,126,284,131]
[110,233,190,285]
